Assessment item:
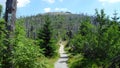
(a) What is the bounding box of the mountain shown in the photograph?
[18,12,94,40]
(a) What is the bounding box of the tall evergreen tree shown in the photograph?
[111,10,119,23]
[37,15,57,57]
[0,19,6,67]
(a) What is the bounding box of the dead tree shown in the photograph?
[2,0,17,68]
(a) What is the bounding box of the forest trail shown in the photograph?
[54,42,68,68]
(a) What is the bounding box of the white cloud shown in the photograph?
[0,0,30,8]
[43,0,55,4]
[99,0,120,3]
[44,8,51,12]
[55,8,68,11]
[43,8,68,13]
[17,0,30,8]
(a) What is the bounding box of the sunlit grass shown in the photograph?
[47,56,59,68]
[47,41,60,68]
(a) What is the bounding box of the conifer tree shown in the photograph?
[38,15,57,57]
[112,10,119,23]
[13,20,47,68]
[0,19,6,67]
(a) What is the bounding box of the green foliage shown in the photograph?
[22,13,89,41]
[1,7,119,67]
[67,9,120,68]
[106,23,120,58]
[0,19,6,68]
[69,19,96,54]
[14,20,48,68]
[0,19,6,46]
[68,54,84,68]
[37,15,58,57]
[0,5,2,17]
[112,10,119,23]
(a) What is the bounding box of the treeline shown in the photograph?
[67,9,120,68]
[1,3,120,68]
[20,12,91,40]
[19,8,120,68]
[0,4,58,68]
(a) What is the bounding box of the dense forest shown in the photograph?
[19,12,91,40]
[0,1,120,68]
[18,9,120,68]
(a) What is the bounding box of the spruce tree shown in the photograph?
[0,19,6,67]
[37,15,57,57]
[111,10,119,23]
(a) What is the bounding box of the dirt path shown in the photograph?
[54,43,68,68]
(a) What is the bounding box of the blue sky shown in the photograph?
[0,0,120,17]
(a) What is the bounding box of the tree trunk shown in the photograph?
[2,0,17,68]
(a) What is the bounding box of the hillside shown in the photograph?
[19,12,94,40]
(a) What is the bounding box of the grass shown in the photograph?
[46,40,68,68]
[62,41,68,46]
[47,41,60,68]
[47,56,59,68]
